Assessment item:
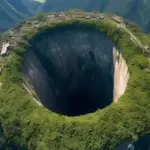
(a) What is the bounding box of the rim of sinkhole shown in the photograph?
[0,11,149,149]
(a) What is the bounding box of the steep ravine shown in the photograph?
[22,26,129,116]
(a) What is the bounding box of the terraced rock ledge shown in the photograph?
[0,11,149,150]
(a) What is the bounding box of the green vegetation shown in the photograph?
[0,13,150,150]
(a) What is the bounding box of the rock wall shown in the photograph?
[113,46,129,103]
[22,27,114,115]
[22,50,57,110]
[22,27,129,115]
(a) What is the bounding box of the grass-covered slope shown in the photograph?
[0,12,150,150]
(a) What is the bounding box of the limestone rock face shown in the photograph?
[113,47,129,103]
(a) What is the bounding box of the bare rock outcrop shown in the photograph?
[113,47,129,103]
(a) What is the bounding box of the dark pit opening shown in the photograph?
[22,25,114,116]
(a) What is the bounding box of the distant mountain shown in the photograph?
[0,0,41,32]
[39,0,107,12]
[40,0,150,32]
[6,0,34,17]
[1,0,150,32]
[103,0,150,33]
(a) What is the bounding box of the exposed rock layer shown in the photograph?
[113,47,129,103]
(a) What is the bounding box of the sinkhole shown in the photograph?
[22,26,115,116]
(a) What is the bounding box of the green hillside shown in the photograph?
[0,11,149,149]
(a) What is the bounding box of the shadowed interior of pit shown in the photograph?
[22,26,114,116]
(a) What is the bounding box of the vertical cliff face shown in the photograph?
[113,47,129,103]
[22,26,129,116]
[22,50,57,109]
[22,26,115,116]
